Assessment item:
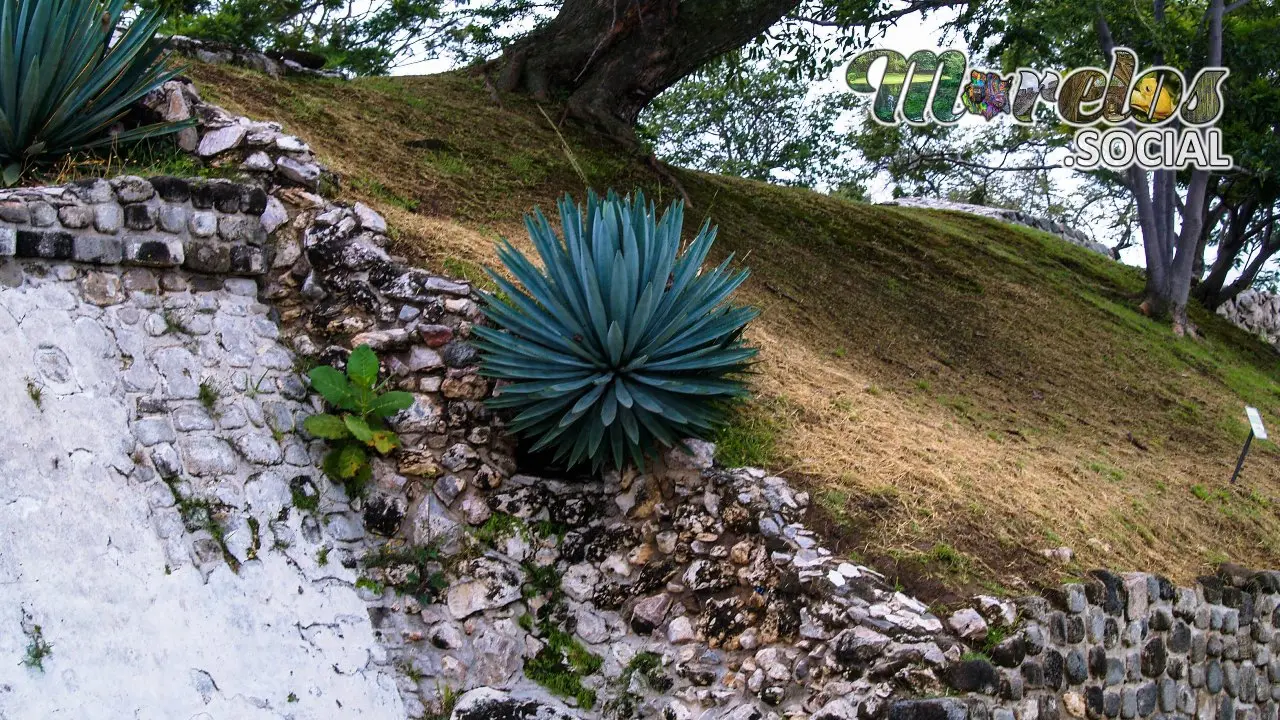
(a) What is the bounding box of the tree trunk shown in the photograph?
[491,0,800,140]
[1215,215,1279,306]
[1123,0,1229,334]
[1194,199,1255,308]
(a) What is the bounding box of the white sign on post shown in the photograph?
[1246,406,1267,440]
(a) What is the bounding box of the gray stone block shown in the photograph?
[70,178,113,203]
[189,210,217,237]
[28,201,56,227]
[229,245,266,275]
[124,236,184,268]
[123,203,156,231]
[94,203,123,234]
[73,235,123,264]
[177,437,237,476]
[0,226,14,256]
[132,417,176,446]
[0,200,28,223]
[111,176,155,203]
[58,204,93,229]
[157,204,187,234]
[1159,678,1178,712]
[16,229,74,259]
[218,214,266,245]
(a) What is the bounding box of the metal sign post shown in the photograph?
[1230,406,1267,484]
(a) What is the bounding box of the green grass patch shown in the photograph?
[351,175,419,212]
[714,397,788,467]
[524,622,603,709]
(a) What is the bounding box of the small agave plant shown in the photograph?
[472,190,758,472]
[0,0,186,183]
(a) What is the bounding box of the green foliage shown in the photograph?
[524,621,603,709]
[303,345,413,495]
[472,512,526,547]
[0,0,186,183]
[605,650,671,715]
[24,378,42,410]
[474,189,758,472]
[641,54,860,190]
[362,543,448,602]
[713,398,786,467]
[198,379,220,410]
[21,624,51,671]
[155,0,448,75]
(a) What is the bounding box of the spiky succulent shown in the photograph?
[472,190,758,472]
[0,0,185,183]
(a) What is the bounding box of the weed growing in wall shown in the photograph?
[303,345,413,496]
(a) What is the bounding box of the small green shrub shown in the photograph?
[474,190,758,471]
[21,624,52,671]
[0,0,188,183]
[303,345,413,495]
[524,621,603,709]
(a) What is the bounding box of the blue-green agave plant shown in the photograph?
[472,190,759,472]
[0,0,186,183]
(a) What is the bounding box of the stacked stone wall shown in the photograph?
[898,569,1280,720]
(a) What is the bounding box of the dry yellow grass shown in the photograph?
[188,63,1280,602]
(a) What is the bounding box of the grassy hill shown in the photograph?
[187,62,1280,604]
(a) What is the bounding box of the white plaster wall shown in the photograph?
[0,266,403,719]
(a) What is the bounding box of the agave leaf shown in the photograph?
[564,382,609,422]
[472,324,599,369]
[0,0,179,172]
[641,344,757,372]
[608,250,629,328]
[477,191,755,471]
[617,403,640,443]
[613,376,634,408]
[605,321,624,366]
[599,382,618,426]
[477,293,599,363]
[647,307,759,361]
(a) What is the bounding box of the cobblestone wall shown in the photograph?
[897,569,1280,720]
[263,184,968,719]
[1217,290,1280,348]
[0,175,272,274]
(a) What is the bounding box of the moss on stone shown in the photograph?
[523,622,603,710]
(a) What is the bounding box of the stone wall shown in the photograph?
[0,175,271,273]
[253,151,977,718]
[905,568,1280,720]
[1216,290,1280,347]
[879,197,1112,258]
[166,35,345,79]
[0,226,404,717]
